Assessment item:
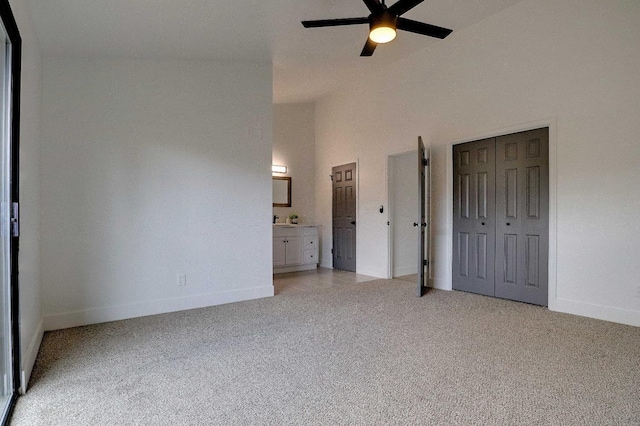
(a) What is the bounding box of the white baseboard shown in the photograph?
[21,319,44,394]
[429,278,451,291]
[435,283,639,326]
[43,285,275,331]
[551,298,640,327]
[274,264,318,274]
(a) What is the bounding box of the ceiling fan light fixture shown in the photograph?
[369,12,397,44]
[369,26,396,43]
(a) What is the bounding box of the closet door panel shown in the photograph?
[495,128,549,305]
[452,138,496,296]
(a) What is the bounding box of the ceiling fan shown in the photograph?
[301,0,453,57]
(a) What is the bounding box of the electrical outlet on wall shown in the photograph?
[177,273,187,287]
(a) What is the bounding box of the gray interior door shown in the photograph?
[332,163,356,272]
[0,3,20,420]
[494,129,549,305]
[417,137,428,296]
[452,128,549,306]
[452,138,496,296]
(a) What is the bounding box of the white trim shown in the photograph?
[355,158,360,274]
[430,277,449,291]
[20,319,44,394]
[43,285,274,331]
[445,117,558,306]
[446,146,454,291]
[554,298,640,327]
[386,154,393,279]
[547,119,559,311]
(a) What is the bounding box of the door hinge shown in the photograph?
[423,259,429,267]
[10,202,19,237]
[331,248,334,254]
[423,157,429,167]
[329,174,333,182]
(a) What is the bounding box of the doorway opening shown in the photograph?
[388,151,418,279]
[387,138,430,297]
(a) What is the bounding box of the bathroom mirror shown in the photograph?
[273,177,291,207]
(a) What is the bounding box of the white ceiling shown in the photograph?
[27,0,523,103]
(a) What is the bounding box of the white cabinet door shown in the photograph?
[303,250,317,264]
[285,236,303,265]
[273,238,286,266]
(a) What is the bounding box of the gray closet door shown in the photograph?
[495,128,549,305]
[452,138,496,296]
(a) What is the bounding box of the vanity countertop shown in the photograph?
[273,224,320,228]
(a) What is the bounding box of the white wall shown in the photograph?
[10,0,43,392]
[315,0,640,326]
[41,57,274,329]
[272,103,315,224]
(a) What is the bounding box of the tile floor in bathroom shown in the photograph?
[273,267,418,295]
[273,267,378,295]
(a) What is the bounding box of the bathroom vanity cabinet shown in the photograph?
[273,225,319,274]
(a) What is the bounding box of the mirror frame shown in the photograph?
[273,176,291,207]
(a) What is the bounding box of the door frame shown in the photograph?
[445,118,558,310]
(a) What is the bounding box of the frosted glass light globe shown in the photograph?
[369,26,396,44]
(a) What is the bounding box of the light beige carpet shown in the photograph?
[11,279,640,425]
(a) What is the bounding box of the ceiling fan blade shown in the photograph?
[397,18,453,39]
[362,0,384,13]
[360,38,378,56]
[302,17,369,28]
[388,0,424,17]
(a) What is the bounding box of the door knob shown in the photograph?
[506,223,511,226]
[413,223,419,227]
[481,222,485,226]
[351,221,356,225]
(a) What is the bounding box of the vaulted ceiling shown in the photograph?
[27,0,523,103]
